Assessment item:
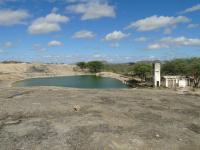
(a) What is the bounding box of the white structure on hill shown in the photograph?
[153,62,161,87]
[162,76,191,88]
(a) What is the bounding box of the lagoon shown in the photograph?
[13,75,129,89]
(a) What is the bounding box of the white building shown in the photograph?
[153,62,161,87]
[162,76,191,88]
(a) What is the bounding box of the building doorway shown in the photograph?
[157,81,159,87]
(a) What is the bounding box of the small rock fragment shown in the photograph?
[5,120,21,125]
[73,105,81,112]
[155,134,160,138]
[178,138,183,141]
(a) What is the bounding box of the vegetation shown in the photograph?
[188,59,200,87]
[87,61,104,73]
[133,63,152,81]
[1,61,24,64]
[185,58,200,88]
[162,59,188,75]
[76,61,104,73]
[103,63,135,74]
[77,62,87,70]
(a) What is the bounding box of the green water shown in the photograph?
[13,75,129,89]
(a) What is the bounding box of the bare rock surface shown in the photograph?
[0,87,200,150]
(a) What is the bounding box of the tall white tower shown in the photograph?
[153,62,161,87]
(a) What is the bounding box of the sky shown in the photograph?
[0,0,200,63]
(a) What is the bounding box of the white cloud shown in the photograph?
[3,41,13,48]
[48,40,63,47]
[164,28,172,35]
[127,15,189,32]
[148,36,200,49]
[161,37,200,46]
[28,13,69,34]
[0,0,19,4]
[110,42,119,48]
[148,44,168,50]
[93,54,101,58]
[187,24,199,29]
[135,37,147,42]
[181,4,200,14]
[65,0,90,3]
[72,30,95,39]
[38,48,46,51]
[32,43,47,51]
[0,41,13,50]
[52,7,59,13]
[32,43,41,48]
[66,1,115,20]
[0,9,29,26]
[104,31,129,41]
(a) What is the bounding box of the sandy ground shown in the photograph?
[0,87,200,150]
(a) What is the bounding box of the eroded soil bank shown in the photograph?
[0,87,200,150]
[0,63,85,87]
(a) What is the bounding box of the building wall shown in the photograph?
[165,79,177,88]
[163,77,189,88]
[153,63,161,87]
[179,79,188,88]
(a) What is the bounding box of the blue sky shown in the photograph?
[0,0,200,63]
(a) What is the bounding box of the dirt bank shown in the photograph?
[96,72,130,83]
[0,87,199,150]
[0,63,83,87]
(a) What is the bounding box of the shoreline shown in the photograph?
[96,72,130,84]
[0,63,85,88]
[0,63,135,88]
[11,72,130,88]
[0,70,129,89]
[0,63,130,88]
[1,73,90,88]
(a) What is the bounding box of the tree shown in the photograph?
[133,63,152,81]
[77,62,87,70]
[87,61,104,73]
[162,59,187,75]
[186,58,200,88]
